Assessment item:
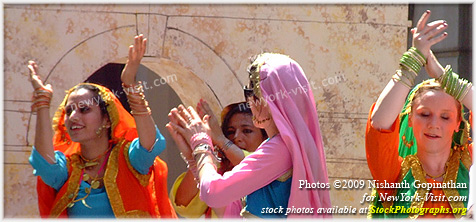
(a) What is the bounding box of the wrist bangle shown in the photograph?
[399,47,426,75]
[190,132,212,151]
[222,139,234,152]
[437,65,473,102]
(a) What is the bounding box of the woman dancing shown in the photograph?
[28,35,176,218]
[167,53,332,218]
[366,11,472,219]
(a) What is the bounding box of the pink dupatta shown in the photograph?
[258,54,332,218]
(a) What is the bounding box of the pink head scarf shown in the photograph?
[255,53,331,217]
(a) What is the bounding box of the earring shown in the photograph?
[96,124,107,137]
[252,115,271,124]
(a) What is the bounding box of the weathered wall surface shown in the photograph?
[4,4,408,217]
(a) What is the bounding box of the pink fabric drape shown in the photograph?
[258,54,332,218]
[199,53,331,218]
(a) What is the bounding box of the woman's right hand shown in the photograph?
[166,109,193,159]
[28,61,53,92]
[197,99,227,146]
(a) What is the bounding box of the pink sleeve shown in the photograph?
[199,137,292,208]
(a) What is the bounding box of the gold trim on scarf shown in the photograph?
[407,156,428,219]
[248,53,290,99]
[367,188,378,219]
[396,149,469,219]
[104,140,151,218]
[442,149,465,219]
[122,141,152,186]
[378,155,416,209]
[52,83,121,143]
[50,155,82,218]
[149,173,160,217]
[460,148,472,170]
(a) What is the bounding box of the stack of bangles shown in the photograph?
[31,87,53,112]
[438,65,472,102]
[393,47,426,89]
[122,81,151,116]
[179,152,200,186]
[183,132,218,187]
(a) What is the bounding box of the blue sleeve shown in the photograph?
[129,126,166,175]
[28,147,68,191]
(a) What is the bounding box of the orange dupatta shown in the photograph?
[36,83,176,218]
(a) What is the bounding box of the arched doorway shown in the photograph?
[85,58,222,190]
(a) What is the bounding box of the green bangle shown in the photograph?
[455,80,466,101]
[437,65,472,102]
[399,47,426,75]
[409,47,426,65]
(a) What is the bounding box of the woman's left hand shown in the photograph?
[411,10,447,60]
[170,104,211,146]
[121,34,147,85]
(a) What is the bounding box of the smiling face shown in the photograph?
[409,89,461,153]
[224,113,266,152]
[64,88,110,143]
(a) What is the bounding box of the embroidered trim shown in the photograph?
[50,155,82,217]
[396,149,468,219]
[367,188,378,219]
[122,141,152,186]
[442,149,465,219]
[460,148,472,170]
[408,156,428,219]
[104,140,151,218]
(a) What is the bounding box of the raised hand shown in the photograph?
[28,61,52,92]
[166,122,192,158]
[168,105,211,147]
[28,60,55,164]
[196,99,226,145]
[412,10,448,60]
[411,11,447,79]
[121,34,147,85]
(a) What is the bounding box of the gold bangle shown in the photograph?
[130,107,151,116]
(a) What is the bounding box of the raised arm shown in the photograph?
[197,99,245,166]
[371,10,448,130]
[28,61,55,164]
[166,109,199,207]
[121,35,157,150]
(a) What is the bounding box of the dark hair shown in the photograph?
[70,84,111,139]
[221,102,268,139]
[72,84,109,117]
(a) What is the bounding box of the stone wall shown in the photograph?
[4,4,408,218]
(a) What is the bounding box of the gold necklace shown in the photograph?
[422,161,448,180]
[78,143,113,169]
[68,144,112,209]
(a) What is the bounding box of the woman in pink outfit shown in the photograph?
[167,53,331,218]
